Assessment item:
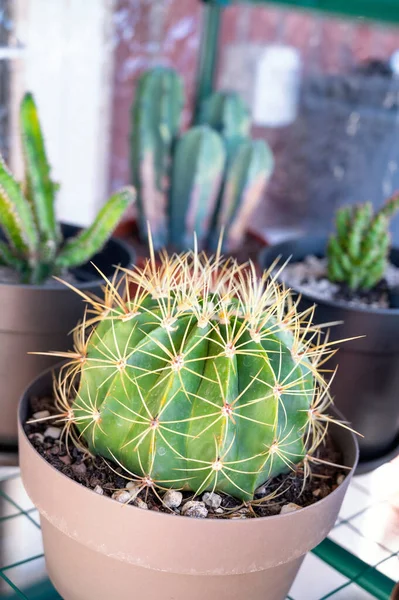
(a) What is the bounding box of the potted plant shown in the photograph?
[119,67,274,265]
[19,242,358,600]
[0,92,135,450]
[259,194,399,472]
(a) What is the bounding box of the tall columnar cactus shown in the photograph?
[211,140,274,252]
[0,93,135,285]
[199,91,251,159]
[52,243,338,501]
[169,125,226,251]
[130,67,184,249]
[327,192,399,290]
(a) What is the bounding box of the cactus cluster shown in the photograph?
[49,239,340,502]
[327,193,399,290]
[131,68,274,254]
[0,93,135,285]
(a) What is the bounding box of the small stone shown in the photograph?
[94,485,104,495]
[134,498,148,510]
[126,481,141,499]
[202,492,222,509]
[163,489,183,509]
[33,410,50,420]
[59,454,72,465]
[72,462,86,476]
[181,500,208,519]
[312,488,321,497]
[215,508,224,514]
[28,433,44,443]
[336,474,345,485]
[280,503,301,514]
[231,509,249,520]
[112,490,131,503]
[255,484,267,496]
[44,426,61,440]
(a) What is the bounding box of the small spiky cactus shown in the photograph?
[169,125,226,251]
[0,93,135,285]
[211,140,274,252]
[48,239,341,502]
[327,193,399,290]
[130,67,184,249]
[199,91,250,159]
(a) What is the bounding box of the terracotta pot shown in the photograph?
[0,224,133,451]
[19,367,358,600]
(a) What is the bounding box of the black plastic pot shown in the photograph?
[0,224,134,450]
[259,236,399,473]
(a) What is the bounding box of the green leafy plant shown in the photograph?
[47,241,342,502]
[327,193,399,290]
[0,93,135,285]
[130,68,274,253]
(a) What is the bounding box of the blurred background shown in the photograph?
[3,0,399,238]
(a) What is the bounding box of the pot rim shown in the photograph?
[259,236,399,317]
[0,223,134,292]
[18,365,359,528]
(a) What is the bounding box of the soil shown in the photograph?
[279,255,399,310]
[25,394,347,520]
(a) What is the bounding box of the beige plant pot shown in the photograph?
[18,368,358,600]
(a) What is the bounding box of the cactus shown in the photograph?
[327,192,399,290]
[51,241,341,502]
[0,93,135,285]
[199,91,251,159]
[210,140,274,252]
[169,126,226,251]
[130,67,184,249]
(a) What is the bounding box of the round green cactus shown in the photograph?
[54,244,337,501]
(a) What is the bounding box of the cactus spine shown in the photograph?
[0,93,134,284]
[327,192,399,290]
[52,242,339,502]
[131,67,184,249]
[169,126,226,251]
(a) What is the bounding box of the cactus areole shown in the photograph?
[55,241,338,502]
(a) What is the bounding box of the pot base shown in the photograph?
[0,443,18,466]
[43,518,303,600]
[355,431,399,475]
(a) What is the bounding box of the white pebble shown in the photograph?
[126,481,141,499]
[28,433,44,443]
[44,426,61,440]
[181,500,208,519]
[202,492,222,509]
[112,490,131,503]
[94,485,104,495]
[33,410,50,420]
[134,498,148,510]
[215,508,224,514]
[280,502,301,514]
[336,474,345,485]
[163,489,183,509]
